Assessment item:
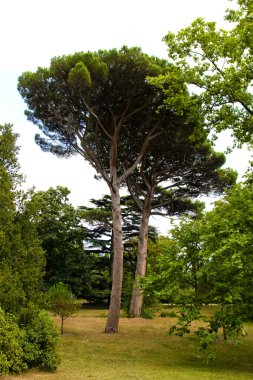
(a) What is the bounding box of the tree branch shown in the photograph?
[126,178,143,213]
[118,124,162,184]
[80,93,113,140]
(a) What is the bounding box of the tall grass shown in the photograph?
[4,307,253,380]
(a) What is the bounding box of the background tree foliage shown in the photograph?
[0,124,59,375]
[27,186,91,298]
[144,174,253,344]
[201,176,253,316]
[0,124,45,313]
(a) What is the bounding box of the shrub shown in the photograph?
[0,308,27,374]
[141,292,159,319]
[141,307,155,319]
[0,308,60,375]
[22,310,60,371]
[160,310,178,318]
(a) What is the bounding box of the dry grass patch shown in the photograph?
[3,307,253,380]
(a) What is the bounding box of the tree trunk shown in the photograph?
[223,325,227,341]
[104,186,124,333]
[129,197,151,317]
[61,315,64,334]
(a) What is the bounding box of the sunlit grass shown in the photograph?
[3,307,253,380]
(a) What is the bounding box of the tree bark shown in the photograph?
[104,186,124,333]
[129,196,152,317]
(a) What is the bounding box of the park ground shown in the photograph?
[3,307,253,380]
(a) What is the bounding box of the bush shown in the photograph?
[141,307,155,319]
[22,310,60,371]
[0,308,60,375]
[0,308,27,374]
[141,292,159,319]
[160,310,178,318]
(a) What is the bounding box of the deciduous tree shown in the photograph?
[156,0,253,145]
[145,174,253,345]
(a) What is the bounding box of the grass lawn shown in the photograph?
[3,307,253,380]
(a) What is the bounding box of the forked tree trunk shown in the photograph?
[104,186,124,333]
[129,197,152,317]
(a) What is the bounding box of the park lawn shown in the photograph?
[3,307,253,380]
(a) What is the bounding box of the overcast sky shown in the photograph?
[0,0,251,233]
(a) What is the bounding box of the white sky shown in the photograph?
[0,0,251,234]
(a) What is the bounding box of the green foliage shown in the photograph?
[47,282,78,334]
[17,46,169,161]
[0,308,59,375]
[0,124,45,314]
[143,233,206,304]
[168,305,202,337]
[159,0,253,145]
[48,282,77,318]
[68,62,92,88]
[121,272,134,313]
[209,307,245,341]
[201,181,253,310]
[0,193,45,314]
[22,310,60,371]
[140,292,160,319]
[140,308,154,320]
[0,123,22,186]
[0,124,59,374]
[89,265,111,305]
[0,124,20,228]
[27,186,91,298]
[0,308,27,374]
[160,310,178,318]
[145,176,253,350]
[196,327,217,352]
